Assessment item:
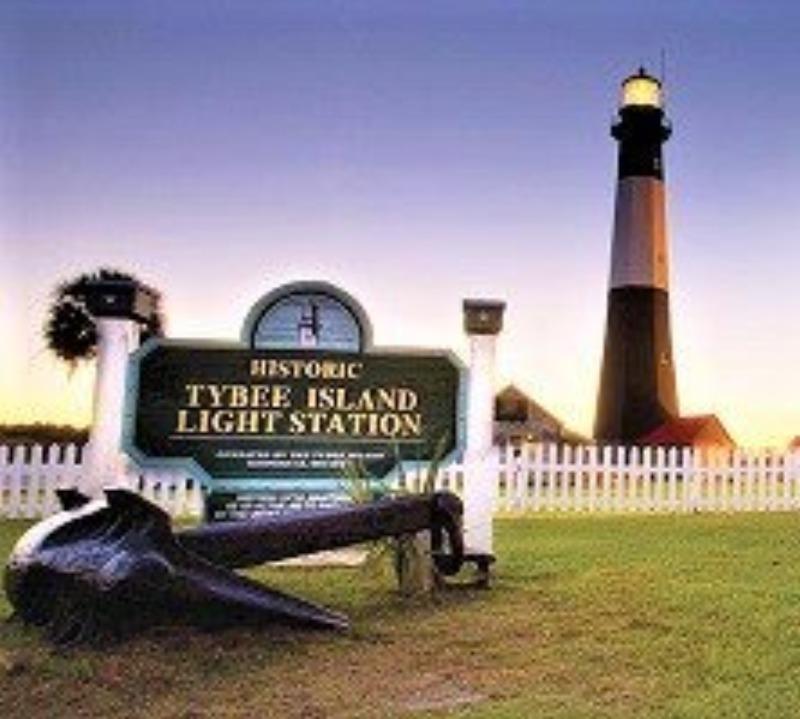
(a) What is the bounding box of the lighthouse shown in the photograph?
[594,68,679,442]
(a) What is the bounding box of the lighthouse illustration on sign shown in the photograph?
[297,300,320,347]
[595,68,679,442]
[248,286,365,353]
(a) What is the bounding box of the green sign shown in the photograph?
[126,343,461,484]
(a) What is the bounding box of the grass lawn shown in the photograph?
[2,513,800,718]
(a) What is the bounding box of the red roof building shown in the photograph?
[494,385,587,446]
[637,415,735,449]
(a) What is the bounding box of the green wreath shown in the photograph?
[44,268,164,367]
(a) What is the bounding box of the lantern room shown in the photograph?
[620,67,663,108]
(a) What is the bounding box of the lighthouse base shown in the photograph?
[595,286,678,443]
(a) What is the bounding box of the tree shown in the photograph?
[43,268,165,367]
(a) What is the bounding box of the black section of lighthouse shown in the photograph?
[594,68,679,443]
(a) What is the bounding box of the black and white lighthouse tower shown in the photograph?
[595,68,679,443]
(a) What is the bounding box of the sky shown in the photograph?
[2,1,799,447]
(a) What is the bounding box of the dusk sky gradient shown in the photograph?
[2,1,800,446]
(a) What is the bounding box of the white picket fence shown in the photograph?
[409,443,800,514]
[0,444,203,519]
[3,442,800,519]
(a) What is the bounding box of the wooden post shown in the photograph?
[394,531,435,596]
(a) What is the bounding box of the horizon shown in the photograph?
[2,2,800,448]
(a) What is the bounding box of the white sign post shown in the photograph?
[462,299,505,555]
[81,280,157,496]
[83,318,141,495]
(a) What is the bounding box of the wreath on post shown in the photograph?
[44,268,165,368]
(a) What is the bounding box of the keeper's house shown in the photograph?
[637,415,735,449]
[494,385,587,447]
[493,386,734,450]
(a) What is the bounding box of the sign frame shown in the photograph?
[122,336,468,494]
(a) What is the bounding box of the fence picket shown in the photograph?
[531,443,543,512]
[42,443,60,516]
[767,450,779,511]
[8,445,26,519]
[586,445,598,512]
[642,446,655,511]
[626,445,638,512]
[514,445,528,512]
[599,446,612,512]
[711,448,721,510]
[756,450,768,511]
[559,445,572,511]
[790,452,800,510]
[613,445,625,513]
[573,446,585,513]
[780,451,791,511]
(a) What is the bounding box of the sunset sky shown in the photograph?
[2,1,800,447]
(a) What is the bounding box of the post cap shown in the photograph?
[463,299,505,336]
[84,279,158,324]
